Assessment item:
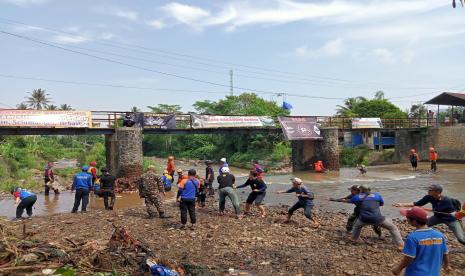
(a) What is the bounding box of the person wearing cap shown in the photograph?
[237,170,267,218]
[329,185,382,237]
[394,184,465,245]
[177,169,200,229]
[71,166,93,213]
[392,207,451,275]
[429,147,438,173]
[99,167,116,210]
[350,185,404,249]
[11,187,37,219]
[205,160,215,196]
[219,157,228,174]
[176,168,186,185]
[139,165,169,219]
[409,149,419,171]
[276,177,319,226]
[217,166,241,218]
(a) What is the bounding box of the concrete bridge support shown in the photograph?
[291,127,339,171]
[105,127,144,178]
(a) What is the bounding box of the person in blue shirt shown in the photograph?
[71,165,93,213]
[237,170,267,218]
[394,184,465,246]
[177,169,199,229]
[11,187,37,219]
[276,177,319,227]
[350,185,403,249]
[392,206,451,275]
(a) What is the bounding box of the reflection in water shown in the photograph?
[1,163,464,219]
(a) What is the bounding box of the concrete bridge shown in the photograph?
[1,110,452,177]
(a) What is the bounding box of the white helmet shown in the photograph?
[220,158,227,162]
[221,167,230,173]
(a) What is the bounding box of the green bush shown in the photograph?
[339,147,371,167]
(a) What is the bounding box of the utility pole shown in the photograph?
[229,69,233,96]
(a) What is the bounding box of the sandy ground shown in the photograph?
[1,196,464,276]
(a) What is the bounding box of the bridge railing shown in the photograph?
[88,112,445,130]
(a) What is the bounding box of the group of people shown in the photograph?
[408,147,438,173]
[329,183,464,275]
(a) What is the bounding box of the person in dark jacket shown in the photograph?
[11,187,37,219]
[394,184,465,245]
[217,167,241,218]
[276,177,319,227]
[123,112,135,127]
[237,170,267,218]
[44,162,59,195]
[350,185,403,249]
[205,160,215,196]
[71,166,93,213]
[99,167,116,210]
[177,169,199,229]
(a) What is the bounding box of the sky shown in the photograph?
[0,0,464,115]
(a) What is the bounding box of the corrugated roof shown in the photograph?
[424,92,465,106]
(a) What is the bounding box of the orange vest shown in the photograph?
[429,152,438,161]
[314,162,323,172]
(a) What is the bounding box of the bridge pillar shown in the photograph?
[115,127,144,178]
[105,134,118,175]
[291,127,339,171]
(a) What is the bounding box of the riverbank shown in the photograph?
[1,200,464,275]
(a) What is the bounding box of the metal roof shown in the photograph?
[424,92,465,106]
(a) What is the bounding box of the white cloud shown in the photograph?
[295,38,344,58]
[159,0,448,30]
[1,0,48,6]
[52,34,90,44]
[113,10,138,21]
[371,48,396,65]
[161,2,210,25]
[147,20,165,30]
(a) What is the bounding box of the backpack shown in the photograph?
[450,197,462,212]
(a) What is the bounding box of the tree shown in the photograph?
[60,104,73,110]
[25,89,51,110]
[16,102,29,110]
[47,105,58,110]
[193,93,289,116]
[147,104,182,114]
[130,106,141,113]
[408,104,427,118]
[335,92,406,118]
[336,97,367,117]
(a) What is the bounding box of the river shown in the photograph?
[1,162,464,219]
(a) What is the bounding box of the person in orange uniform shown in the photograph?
[314,160,326,173]
[409,149,419,171]
[429,147,438,173]
[166,156,176,179]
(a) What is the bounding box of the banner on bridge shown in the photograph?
[0,110,91,128]
[134,113,177,129]
[351,118,383,129]
[191,115,275,129]
[278,116,322,140]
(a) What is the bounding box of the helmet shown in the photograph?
[89,161,97,166]
[82,165,89,171]
[220,158,227,163]
[221,167,230,173]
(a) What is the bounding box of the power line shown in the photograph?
[0,17,457,91]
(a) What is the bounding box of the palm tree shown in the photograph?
[130,106,141,113]
[25,89,51,110]
[60,104,73,110]
[47,105,58,110]
[336,97,366,117]
[16,102,29,110]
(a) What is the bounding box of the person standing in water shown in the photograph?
[99,167,116,210]
[237,171,267,218]
[276,177,319,227]
[44,161,59,195]
[71,166,93,213]
[429,147,438,173]
[409,149,419,171]
[205,160,215,196]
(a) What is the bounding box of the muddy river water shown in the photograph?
[1,163,464,219]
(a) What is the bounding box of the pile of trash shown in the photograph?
[0,221,183,275]
[115,176,140,192]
